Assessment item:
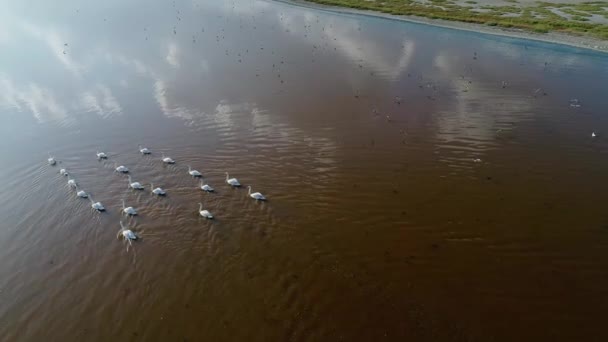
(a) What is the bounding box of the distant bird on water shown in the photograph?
[121,200,137,216]
[151,183,166,196]
[139,145,151,154]
[225,172,240,187]
[198,203,213,219]
[248,186,266,201]
[114,162,129,173]
[188,165,202,177]
[161,153,175,164]
[119,221,137,241]
[200,179,214,192]
[90,197,105,211]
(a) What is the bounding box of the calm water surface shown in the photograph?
[1,0,608,340]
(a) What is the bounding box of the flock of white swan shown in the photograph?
[47,146,266,243]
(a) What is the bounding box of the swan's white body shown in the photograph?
[68,179,77,188]
[76,189,88,198]
[90,199,105,211]
[122,200,137,216]
[48,156,56,165]
[128,175,144,190]
[139,145,151,154]
[199,203,213,219]
[123,207,137,216]
[248,186,266,201]
[161,153,175,164]
[119,221,137,241]
[122,229,137,240]
[188,165,202,177]
[151,183,166,196]
[114,162,129,173]
[225,172,240,187]
[200,179,214,192]
[59,169,68,176]
[96,151,108,159]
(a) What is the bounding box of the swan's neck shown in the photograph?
[199,203,202,211]
[248,187,251,195]
[226,173,229,180]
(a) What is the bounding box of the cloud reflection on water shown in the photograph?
[0,76,67,122]
[80,85,123,119]
[19,22,84,78]
[0,0,603,150]
[273,6,416,79]
[166,42,180,68]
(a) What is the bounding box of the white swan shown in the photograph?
[119,221,137,240]
[122,199,137,216]
[128,175,144,190]
[188,165,202,177]
[59,168,68,176]
[198,203,213,219]
[119,221,137,241]
[114,162,129,173]
[76,186,88,198]
[48,154,56,165]
[161,153,175,164]
[139,145,151,154]
[68,179,77,188]
[96,151,108,159]
[248,186,266,201]
[89,197,105,211]
[200,179,214,192]
[151,183,166,196]
[225,172,240,187]
[592,132,596,138]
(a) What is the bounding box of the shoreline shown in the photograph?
[273,0,608,54]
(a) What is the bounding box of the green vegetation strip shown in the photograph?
[303,0,608,40]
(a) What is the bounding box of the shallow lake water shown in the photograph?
[1,0,608,340]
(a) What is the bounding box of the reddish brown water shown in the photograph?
[1,0,608,340]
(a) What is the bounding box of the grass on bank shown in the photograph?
[303,0,608,40]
